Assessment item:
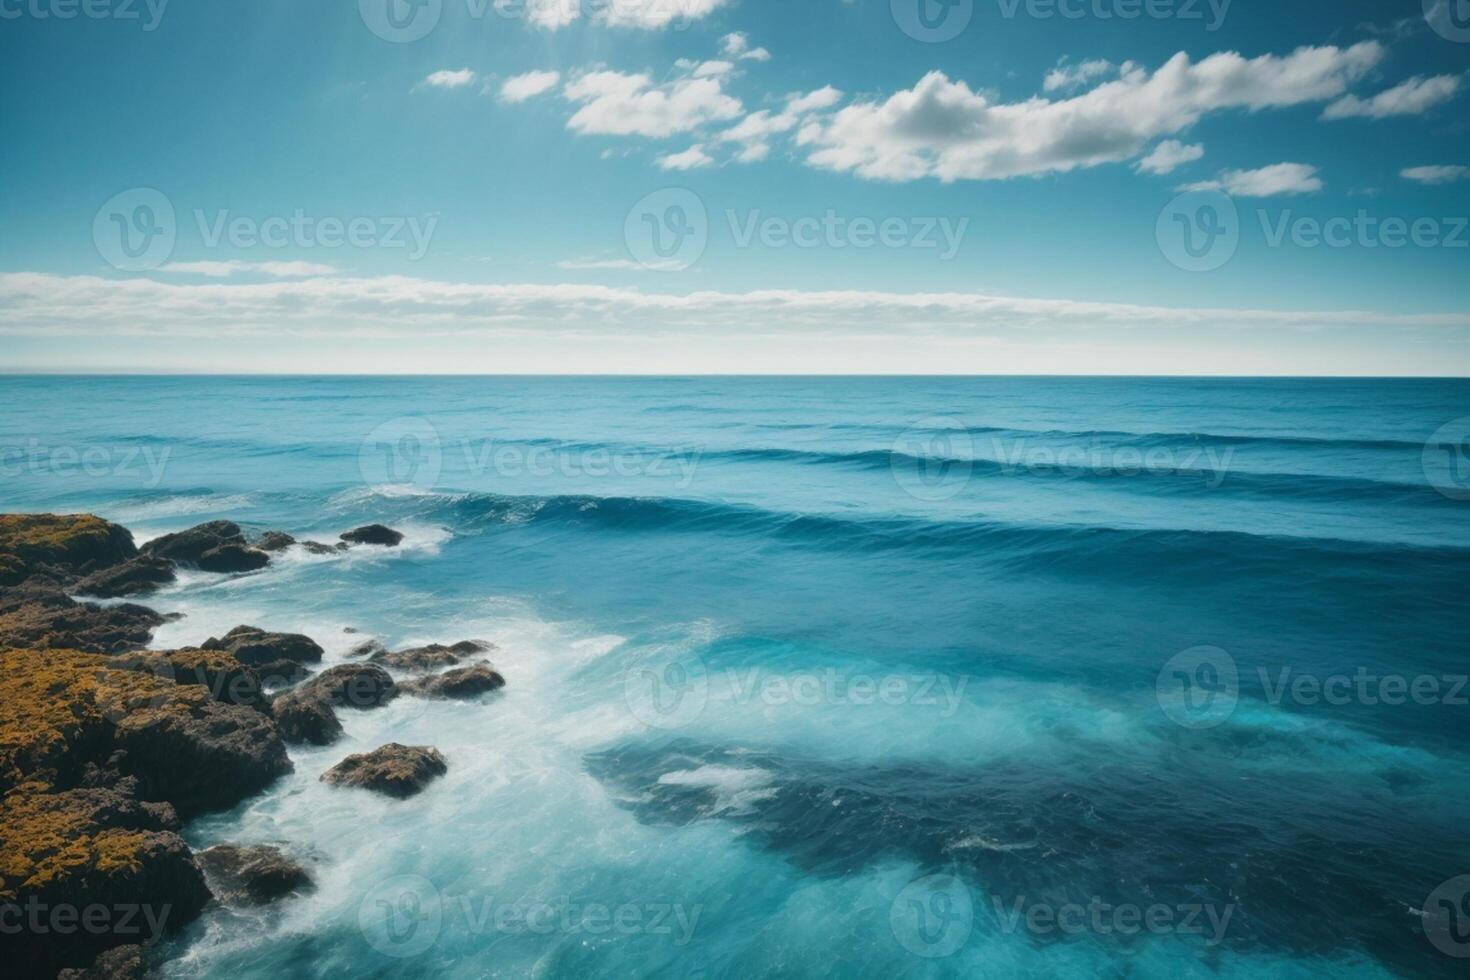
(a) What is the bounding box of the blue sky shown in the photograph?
[1,0,1467,373]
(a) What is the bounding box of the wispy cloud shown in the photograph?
[1135,140,1204,176]
[1401,165,1470,185]
[420,69,478,91]
[1322,74,1462,120]
[1181,162,1323,197]
[4,272,1464,342]
[156,260,339,278]
[499,70,562,104]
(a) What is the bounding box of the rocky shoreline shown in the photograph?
[0,514,504,979]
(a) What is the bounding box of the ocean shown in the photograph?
[3,375,1468,978]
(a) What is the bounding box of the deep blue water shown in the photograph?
[3,376,1469,978]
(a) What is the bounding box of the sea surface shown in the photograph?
[3,376,1469,979]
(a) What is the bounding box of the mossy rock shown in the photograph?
[0,514,137,584]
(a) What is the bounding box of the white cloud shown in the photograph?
[658,143,715,170]
[500,70,562,103]
[5,272,1464,343]
[1135,140,1204,175]
[156,260,339,278]
[420,69,478,90]
[504,0,580,29]
[1402,165,1470,185]
[721,31,771,61]
[1322,74,1462,119]
[563,71,743,137]
[736,142,770,163]
[1044,59,1115,93]
[596,0,730,28]
[692,60,735,79]
[1182,162,1323,197]
[720,87,844,162]
[802,43,1384,182]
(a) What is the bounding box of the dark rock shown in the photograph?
[301,540,344,555]
[321,743,447,799]
[140,520,239,562]
[57,944,147,980]
[339,524,404,547]
[254,531,297,552]
[348,639,388,658]
[197,844,313,906]
[251,659,314,687]
[201,626,324,670]
[0,581,165,654]
[111,697,293,820]
[196,543,270,573]
[139,521,270,573]
[299,664,397,710]
[73,556,177,598]
[399,665,506,700]
[270,689,343,746]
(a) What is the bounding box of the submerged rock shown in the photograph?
[339,524,404,547]
[348,638,389,658]
[197,844,313,906]
[371,640,492,672]
[270,689,343,746]
[73,555,177,598]
[399,665,506,700]
[320,743,447,798]
[299,663,397,709]
[254,531,297,552]
[301,540,347,555]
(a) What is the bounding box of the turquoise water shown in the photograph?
[3,376,1469,978]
